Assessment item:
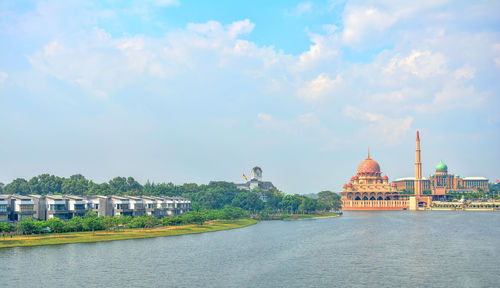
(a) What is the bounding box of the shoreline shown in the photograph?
[278,212,341,220]
[0,219,258,249]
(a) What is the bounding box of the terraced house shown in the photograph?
[0,195,190,223]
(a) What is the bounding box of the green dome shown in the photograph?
[436,161,448,172]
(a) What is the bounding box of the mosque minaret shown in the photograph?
[414,130,422,197]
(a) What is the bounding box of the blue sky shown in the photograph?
[1,0,499,194]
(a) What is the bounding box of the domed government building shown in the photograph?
[341,150,412,210]
[393,161,489,196]
[341,131,489,210]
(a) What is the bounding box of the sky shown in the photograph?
[0,0,499,194]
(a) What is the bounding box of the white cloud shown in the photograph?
[286,2,314,17]
[187,19,254,39]
[343,106,413,145]
[43,41,67,56]
[341,1,451,47]
[27,20,278,97]
[453,65,476,80]
[384,50,448,78]
[0,71,8,87]
[257,113,273,122]
[295,34,339,71]
[416,81,484,113]
[227,19,255,38]
[342,7,397,45]
[493,43,500,70]
[297,73,342,101]
[371,88,420,104]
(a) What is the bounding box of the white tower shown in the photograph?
[251,167,263,181]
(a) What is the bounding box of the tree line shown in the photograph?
[0,174,342,213]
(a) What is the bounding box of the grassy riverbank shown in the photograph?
[0,218,258,248]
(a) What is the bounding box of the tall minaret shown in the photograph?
[414,130,422,196]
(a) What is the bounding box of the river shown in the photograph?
[1,211,499,287]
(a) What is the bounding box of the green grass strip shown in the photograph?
[0,219,258,248]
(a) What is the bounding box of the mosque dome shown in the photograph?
[436,161,448,172]
[357,157,381,174]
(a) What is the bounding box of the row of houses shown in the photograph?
[0,194,191,223]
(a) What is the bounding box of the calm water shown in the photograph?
[1,211,499,288]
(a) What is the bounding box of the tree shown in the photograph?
[62,174,90,195]
[66,216,84,232]
[84,210,98,219]
[0,222,15,233]
[280,195,301,214]
[4,178,31,195]
[190,211,206,225]
[83,217,104,232]
[113,215,132,226]
[299,198,317,213]
[18,218,37,234]
[46,218,66,233]
[264,189,284,211]
[231,192,248,209]
[102,217,115,230]
[317,191,341,211]
[28,174,63,195]
[246,191,264,212]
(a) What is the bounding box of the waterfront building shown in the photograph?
[393,177,430,191]
[236,166,277,191]
[65,195,88,218]
[429,162,489,193]
[141,196,159,217]
[340,131,433,210]
[149,196,170,218]
[174,197,190,215]
[393,161,489,194]
[87,195,113,217]
[0,194,190,222]
[110,196,133,217]
[9,195,35,221]
[0,195,9,222]
[340,150,410,210]
[45,195,71,220]
[236,166,277,202]
[126,196,146,217]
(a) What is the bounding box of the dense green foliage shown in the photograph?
[12,207,250,235]
[2,174,342,214]
[0,222,15,233]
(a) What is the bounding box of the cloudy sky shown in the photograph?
[0,0,499,193]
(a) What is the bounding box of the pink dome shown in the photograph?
[357,157,381,174]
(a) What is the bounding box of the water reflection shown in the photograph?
[0,211,499,287]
